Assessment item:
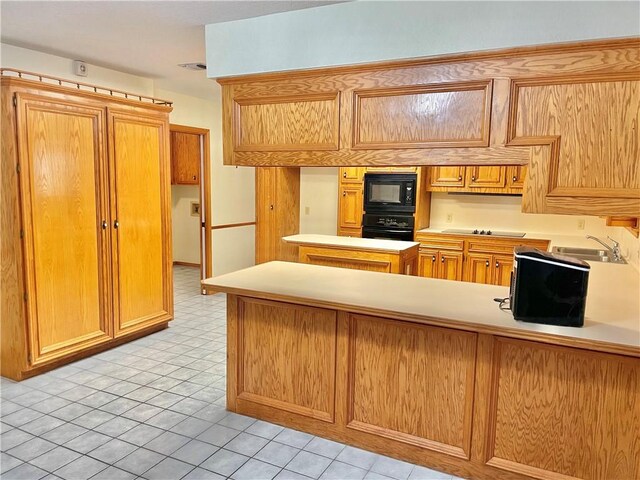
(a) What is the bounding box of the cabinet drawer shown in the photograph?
[467,240,518,255]
[416,235,464,251]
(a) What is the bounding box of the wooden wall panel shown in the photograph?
[234,93,340,151]
[347,315,477,459]
[237,297,337,422]
[353,81,491,149]
[486,338,640,480]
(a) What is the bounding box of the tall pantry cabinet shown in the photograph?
[1,72,173,380]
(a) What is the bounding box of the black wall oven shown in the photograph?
[363,173,417,214]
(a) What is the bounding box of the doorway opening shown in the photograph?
[169,124,212,294]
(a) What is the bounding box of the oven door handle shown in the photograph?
[362,228,413,234]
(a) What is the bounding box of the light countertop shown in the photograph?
[204,260,640,356]
[283,234,419,252]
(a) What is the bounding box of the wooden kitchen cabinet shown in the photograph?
[418,249,463,281]
[340,167,366,183]
[506,166,525,189]
[219,39,639,216]
[428,166,465,188]
[1,72,173,380]
[427,165,522,194]
[109,111,172,337]
[464,253,493,284]
[16,97,112,366]
[416,233,548,287]
[255,167,300,264]
[466,166,506,189]
[338,186,363,230]
[170,129,200,184]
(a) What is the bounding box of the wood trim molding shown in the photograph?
[173,261,199,268]
[352,80,493,149]
[217,37,640,85]
[232,92,340,152]
[211,221,256,230]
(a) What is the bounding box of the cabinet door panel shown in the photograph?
[17,96,111,365]
[171,130,200,184]
[467,166,506,188]
[109,111,172,336]
[339,186,363,229]
[429,166,465,187]
[464,253,493,284]
[493,256,514,286]
[506,166,526,189]
[440,252,463,281]
[418,250,439,278]
[340,167,366,183]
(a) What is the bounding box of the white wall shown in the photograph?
[154,87,255,274]
[299,167,339,235]
[205,1,640,77]
[2,43,256,276]
[171,185,200,264]
[1,43,154,94]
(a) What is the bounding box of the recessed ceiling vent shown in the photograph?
[178,63,206,71]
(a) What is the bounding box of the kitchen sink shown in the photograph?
[552,246,627,264]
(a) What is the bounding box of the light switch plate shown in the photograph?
[191,202,200,217]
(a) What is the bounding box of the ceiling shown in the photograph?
[0,1,342,99]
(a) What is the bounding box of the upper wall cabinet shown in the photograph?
[218,38,639,216]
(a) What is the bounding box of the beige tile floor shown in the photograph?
[0,266,463,480]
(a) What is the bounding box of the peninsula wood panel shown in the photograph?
[109,111,172,337]
[352,81,492,149]
[234,93,340,151]
[17,97,112,365]
[486,338,640,480]
[510,75,640,215]
[348,315,477,458]
[237,297,337,422]
[297,244,417,274]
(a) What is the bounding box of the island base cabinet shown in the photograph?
[226,294,640,480]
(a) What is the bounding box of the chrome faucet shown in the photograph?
[586,235,622,261]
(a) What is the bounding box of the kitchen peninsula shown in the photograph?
[203,261,640,480]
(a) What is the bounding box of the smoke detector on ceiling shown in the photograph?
[178,63,207,71]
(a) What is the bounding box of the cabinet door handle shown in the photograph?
[512,176,517,182]
[101,220,107,230]
[458,175,462,181]
[342,191,346,197]
[432,255,436,262]
[193,175,197,181]
[114,220,119,229]
[269,205,274,211]
[472,176,476,181]
[485,260,490,267]
[441,257,445,263]
[495,261,499,268]
[343,171,347,178]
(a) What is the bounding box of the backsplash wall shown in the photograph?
[430,193,639,271]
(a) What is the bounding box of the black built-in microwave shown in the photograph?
[363,173,417,213]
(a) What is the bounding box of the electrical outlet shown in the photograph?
[446,213,453,223]
[577,219,585,230]
[304,206,310,215]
